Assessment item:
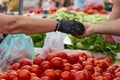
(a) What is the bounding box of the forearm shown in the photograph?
[103,7,120,44]
[2,15,57,34]
[108,7,120,20]
[94,18,120,36]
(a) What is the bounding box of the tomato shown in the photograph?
[68,54,79,64]
[103,56,112,64]
[30,77,41,80]
[60,71,72,80]
[79,57,86,65]
[17,69,31,80]
[106,64,119,73]
[20,58,32,67]
[92,72,102,80]
[33,56,45,66]
[63,63,73,71]
[95,76,107,80]
[74,8,81,12]
[56,52,68,59]
[100,9,107,14]
[86,9,94,14]
[115,72,120,77]
[40,61,52,72]
[74,70,91,80]
[78,52,88,59]
[50,57,63,69]
[54,70,62,79]
[31,73,37,77]
[96,60,109,70]
[41,76,51,80]
[0,73,7,79]
[84,65,94,74]
[7,70,17,80]
[11,63,20,70]
[21,65,31,70]
[103,72,115,80]
[114,67,120,73]
[72,63,82,71]
[62,59,69,63]
[43,69,56,79]
[113,77,120,80]
[29,64,41,75]
[94,67,103,74]
[45,53,57,61]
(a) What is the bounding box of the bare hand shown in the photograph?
[75,24,95,38]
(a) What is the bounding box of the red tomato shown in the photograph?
[50,57,63,69]
[100,9,107,14]
[40,61,52,72]
[114,67,120,73]
[54,70,62,79]
[45,53,57,61]
[94,67,103,74]
[103,72,115,80]
[33,56,45,66]
[95,76,107,80]
[43,69,56,79]
[84,65,94,74]
[11,63,20,70]
[63,63,73,71]
[56,52,68,59]
[86,9,94,14]
[29,64,41,75]
[72,63,83,71]
[7,70,17,80]
[30,77,41,80]
[74,70,91,80]
[60,71,72,80]
[0,73,7,79]
[115,72,120,77]
[21,65,31,70]
[31,73,37,77]
[41,76,51,80]
[68,54,79,64]
[62,59,69,63]
[103,56,112,64]
[113,77,120,80]
[20,58,32,67]
[17,69,31,80]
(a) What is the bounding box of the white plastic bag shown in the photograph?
[40,32,67,57]
[112,36,120,44]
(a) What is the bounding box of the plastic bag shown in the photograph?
[40,32,67,57]
[112,36,120,44]
[84,0,105,10]
[0,34,35,72]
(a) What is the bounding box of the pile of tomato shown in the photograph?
[0,52,120,80]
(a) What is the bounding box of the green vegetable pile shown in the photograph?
[31,8,120,59]
[31,34,46,47]
[48,8,107,24]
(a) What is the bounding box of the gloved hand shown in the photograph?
[56,20,85,36]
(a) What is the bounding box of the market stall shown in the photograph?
[0,0,120,80]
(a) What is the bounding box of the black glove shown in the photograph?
[55,20,85,36]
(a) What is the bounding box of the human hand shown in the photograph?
[57,20,85,36]
[75,24,95,38]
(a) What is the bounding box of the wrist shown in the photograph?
[92,24,98,34]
